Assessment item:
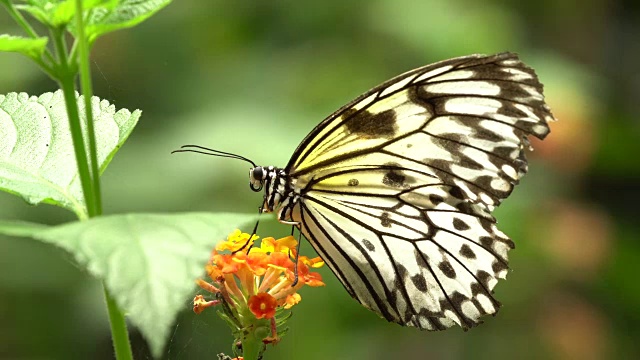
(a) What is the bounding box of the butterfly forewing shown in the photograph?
[281,53,554,330]
[288,53,553,209]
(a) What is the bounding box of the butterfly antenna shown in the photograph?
[171,144,257,167]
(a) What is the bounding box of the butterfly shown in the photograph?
[177,53,554,331]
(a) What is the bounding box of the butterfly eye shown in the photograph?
[249,167,264,192]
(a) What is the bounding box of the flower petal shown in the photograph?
[248,292,278,319]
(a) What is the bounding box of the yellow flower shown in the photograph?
[196,231,325,311]
[215,229,258,252]
[194,230,326,358]
[249,236,298,255]
[283,293,301,309]
[299,255,325,268]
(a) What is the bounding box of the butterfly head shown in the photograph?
[249,166,265,192]
[249,165,291,213]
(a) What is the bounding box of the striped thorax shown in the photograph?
[250,166,298,223]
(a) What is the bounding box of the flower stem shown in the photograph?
[241,330,265,360]
[52,27,95,218]
[103,285,134,360]
[75,0,102,214]
[72,1,129,356]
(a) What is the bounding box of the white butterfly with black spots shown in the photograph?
[252,53,553,330]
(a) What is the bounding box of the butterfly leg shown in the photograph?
[278,220,302,286]
[233,205,264,254]
[289,226,302,287]
[277,202,302,286]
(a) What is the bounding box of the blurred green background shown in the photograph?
[1,0,639,359]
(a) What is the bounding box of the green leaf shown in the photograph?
[32,212,260,358]
[50,0,76,26]
[0,219,48,237]
[15,1,162,40]
[83,0,171,42]
[14,3,51,25]
[0,35,48,60]
[16,0,115,27]
[0,90,141,218]
[52,0,114,26]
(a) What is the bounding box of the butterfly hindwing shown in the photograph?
[283,53,554,330]
[293,166,509,330]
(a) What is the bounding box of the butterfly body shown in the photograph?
[249,165,301,225]
[247,52,554,331]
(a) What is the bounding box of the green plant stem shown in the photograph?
[1,0,57,66]
[73,0,128,355]
[242,331,264,360]
[69,39,78,64]
[52,27,96,218]
[103,285,134,360]
[75,0,102,213]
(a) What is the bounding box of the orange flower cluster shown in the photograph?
[194,230,325,320]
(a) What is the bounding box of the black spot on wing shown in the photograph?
[455,201,475,214]
[448,186,465,199]
[348,178,359,186]
[492,260,509,274]
[458,154,485,171]
[429,194,444,205]
[493,146,517,159]
[495,100,530,119]
[438,260,457,279]
[344,108,397,137]
[362,239,375,251]
[479,236,493,249]
[380,212,392,228]
[448,292,478,329]
[396,264,410,288]
[411,273,428,292]
[453,218,471,231]
[473,127,504,142]
[459,244,477,259]
[382,166,407,188]
[476,270,491,290]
